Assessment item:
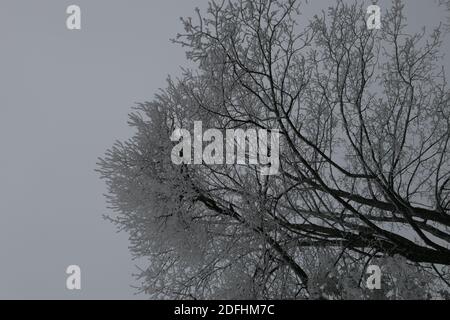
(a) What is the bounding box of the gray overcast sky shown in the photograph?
[0,0,447,299]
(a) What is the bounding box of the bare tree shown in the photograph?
[98,0,450,299]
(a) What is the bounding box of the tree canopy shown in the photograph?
[98,0,450,299]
